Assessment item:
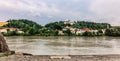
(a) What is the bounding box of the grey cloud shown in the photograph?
[0,0,120,25]
[89,0,120,25]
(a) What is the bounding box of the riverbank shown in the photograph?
[0,54,120,61]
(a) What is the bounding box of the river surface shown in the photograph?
[5,36,120,55]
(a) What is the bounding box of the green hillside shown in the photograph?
[4,19,42,29]
[45,21,111,30]
[3,19,43,35]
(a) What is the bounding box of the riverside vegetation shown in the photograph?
[0,19,120,36]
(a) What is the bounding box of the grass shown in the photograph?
[0,53,12,57]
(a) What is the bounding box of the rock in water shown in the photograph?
[0,33,10,52]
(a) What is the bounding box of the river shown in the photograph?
[5,36,120,55]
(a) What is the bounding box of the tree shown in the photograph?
[3,19,43,35]
[105,29,111,36]
[45,22,63,30]
[64,29,72,36]
[97,29,103,36]
[54,30,59,36]
[72,21,111,29]
[82,31,93,36]
[105,28,120,36]
[28,28,36,35]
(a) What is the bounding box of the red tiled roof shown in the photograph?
[81,28,90,32]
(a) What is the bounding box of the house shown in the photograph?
[65,26,70,29]
[63,26,77,33]
[0,28,19,33]
[76,29,85,34]
[80,28,91,32]
[63,20,75,25]
[0,28,24,33]
[75,28,91,34]
[58,30,64,35]
[64,21,70,24]
[90,30,98,33]
[0,22,8,27]
[0,28,7,33]
[69,22,75,25]
[70,28,77,34]
[17,30,24,33]
[63,26,69,31]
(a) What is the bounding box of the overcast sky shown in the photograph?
[0,0,120,26]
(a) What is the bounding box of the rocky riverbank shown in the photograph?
[0,54,120,61]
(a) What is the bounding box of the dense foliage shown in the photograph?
[72,21,111,29]
[105,27,120,36]
[4,19,42,29]
[45,21,111,30]
[3,19,43,35]
[3,19,60,36]
[45,21,68,30]
[3,19,120,36]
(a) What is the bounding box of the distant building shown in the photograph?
[0,28,19,33]
[90,30,98,33]
[58,30,64,35]
[0,22,8,27]
[76,29,86,34]
[65,26,70,29]
[75,28,90,34]
[17,30,24,33]
[0,28,7,33]
[70,28,77,34]
[0,28,24,33]
[63,20,75,25]
[80,28,91,32]
[69,22,75,25]
[64,21,70,24]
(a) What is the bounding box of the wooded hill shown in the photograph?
[1,19,113,36]
[45,21,111,30]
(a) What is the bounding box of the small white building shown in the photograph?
[76,29,86,34]
[17,31,24,33]
[58,30,64,35]
[0,29,7,33]
[90,30,98,33]
[63,20,75,25]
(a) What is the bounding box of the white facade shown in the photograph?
[76,29,85,34]
[0,29,7,33]
[17,31,24,33]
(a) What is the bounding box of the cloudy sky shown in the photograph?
[0,0,120,26]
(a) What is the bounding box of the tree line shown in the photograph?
[1,19,120,36]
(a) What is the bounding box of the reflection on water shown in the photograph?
[5,36,120,55]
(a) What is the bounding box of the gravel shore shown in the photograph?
[0,54,120,61]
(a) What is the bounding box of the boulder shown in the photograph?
[0,33,10,52]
